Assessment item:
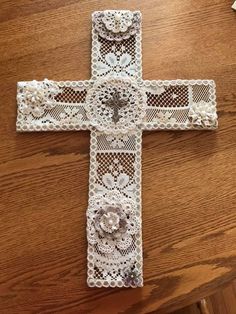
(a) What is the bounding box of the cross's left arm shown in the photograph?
[16,79,93,132]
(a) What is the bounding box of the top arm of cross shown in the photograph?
[16,10,217,289]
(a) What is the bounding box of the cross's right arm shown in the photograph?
[141,79,218,131]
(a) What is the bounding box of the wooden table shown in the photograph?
[0,1,235,313]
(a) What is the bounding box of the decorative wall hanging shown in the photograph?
[16,10,218,288]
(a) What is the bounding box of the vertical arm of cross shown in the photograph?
[16,80,93,132]
[86,10,144,288]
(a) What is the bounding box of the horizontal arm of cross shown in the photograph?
[16,79,217,132]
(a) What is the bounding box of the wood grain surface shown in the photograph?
[175,281,236,314]
[0,0,236,313]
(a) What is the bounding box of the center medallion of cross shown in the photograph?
[16,10,218,288]
[104,91,127,123]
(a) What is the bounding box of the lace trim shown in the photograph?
[141,79,217,130]
[16,80,92,132]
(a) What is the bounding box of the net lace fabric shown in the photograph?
[16,81,92,131]
[142,80,217,130]
[91,11,142,80]
[87,130,143,288]
[94,36,138,78]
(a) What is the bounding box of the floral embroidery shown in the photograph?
[189,101,217,127]
[106,134,129,148]
[95,172,136,198]
[59,107,83,124]
[97,52,136,77]
[87,191,140,255]
[153,111,176,125]
[124,268,142,287]
[17,79,60,118]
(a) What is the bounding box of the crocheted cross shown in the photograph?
[16,10,218,289]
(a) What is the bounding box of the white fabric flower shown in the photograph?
[87,191,140,255]
[93,10,141,41]
[189,101,217,127]
[18,79,60,118]
[100,210,120,233]
[102,10,133,33]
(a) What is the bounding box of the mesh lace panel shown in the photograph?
[91,14,142,80]
[147,85,189,108]
[87,130,143,288]
[95,35,137,78]
[16,81,91,131]
[142,80,217,130]
[55,87,87,103]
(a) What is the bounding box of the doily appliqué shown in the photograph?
[85,77,147,134]
[93,10,141,41]
[17,79,60,118]
[87,191,140,255]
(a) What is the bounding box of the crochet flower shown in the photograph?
[93,10,141,41]
[18,79,60,118]
[87,191,139,254]
[102,10,133,34]
[95,206,127,238]
[189,101,217,127]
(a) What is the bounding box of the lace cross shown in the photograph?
[16,10,218,288]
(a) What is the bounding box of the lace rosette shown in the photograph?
[87,191,142,288]
[17,79,61,118]
[85,77,147,134]
[92,10,141,41]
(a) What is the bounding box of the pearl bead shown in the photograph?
[115,13,121,21]
[33,107,42,116]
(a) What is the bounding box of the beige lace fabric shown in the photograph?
[16,10,218,288]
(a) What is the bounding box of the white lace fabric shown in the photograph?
[16,10,218,288]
